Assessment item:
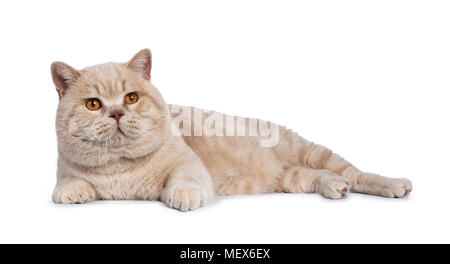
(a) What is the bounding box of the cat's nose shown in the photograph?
[109,110,124,121]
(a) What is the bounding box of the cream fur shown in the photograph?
[51,49,412,211]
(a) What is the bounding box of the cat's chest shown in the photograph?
[81,161,168,201]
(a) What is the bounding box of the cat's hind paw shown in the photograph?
[319,175,350,199]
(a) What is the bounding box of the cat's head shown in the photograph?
[52,49,170,167]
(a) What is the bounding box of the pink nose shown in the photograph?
[109,110,124,121]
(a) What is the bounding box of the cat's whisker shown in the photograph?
[80,124,98,170]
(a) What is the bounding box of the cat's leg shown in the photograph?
[305,143,412,198]
[280,166,350,199]
[53,176,97,204]
[161,162,214,211]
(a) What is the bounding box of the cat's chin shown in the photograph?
[107,132,140,147]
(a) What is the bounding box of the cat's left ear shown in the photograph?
[51,61,80,98]
[127,49,152,80]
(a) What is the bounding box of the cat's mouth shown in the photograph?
[115,125,137,140]
[81,123,139,144]
[117,126,126,135]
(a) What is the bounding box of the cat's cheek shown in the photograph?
[67,119,84,138]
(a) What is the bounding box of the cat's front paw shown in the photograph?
[380,177,412,198]
[53,181,97,204]
[162,186,211,212]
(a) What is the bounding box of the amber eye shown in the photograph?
[85,98,102,111]
[125,93,139,104]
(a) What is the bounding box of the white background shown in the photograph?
[0,0,449,243]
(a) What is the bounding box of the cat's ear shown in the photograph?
[127,49,152,80]
[51,62,80,98]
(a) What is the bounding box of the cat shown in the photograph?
[51,49,412,211]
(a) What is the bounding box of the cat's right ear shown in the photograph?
[51,62,80,98]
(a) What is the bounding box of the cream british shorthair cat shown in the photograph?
[51,49,412,211]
